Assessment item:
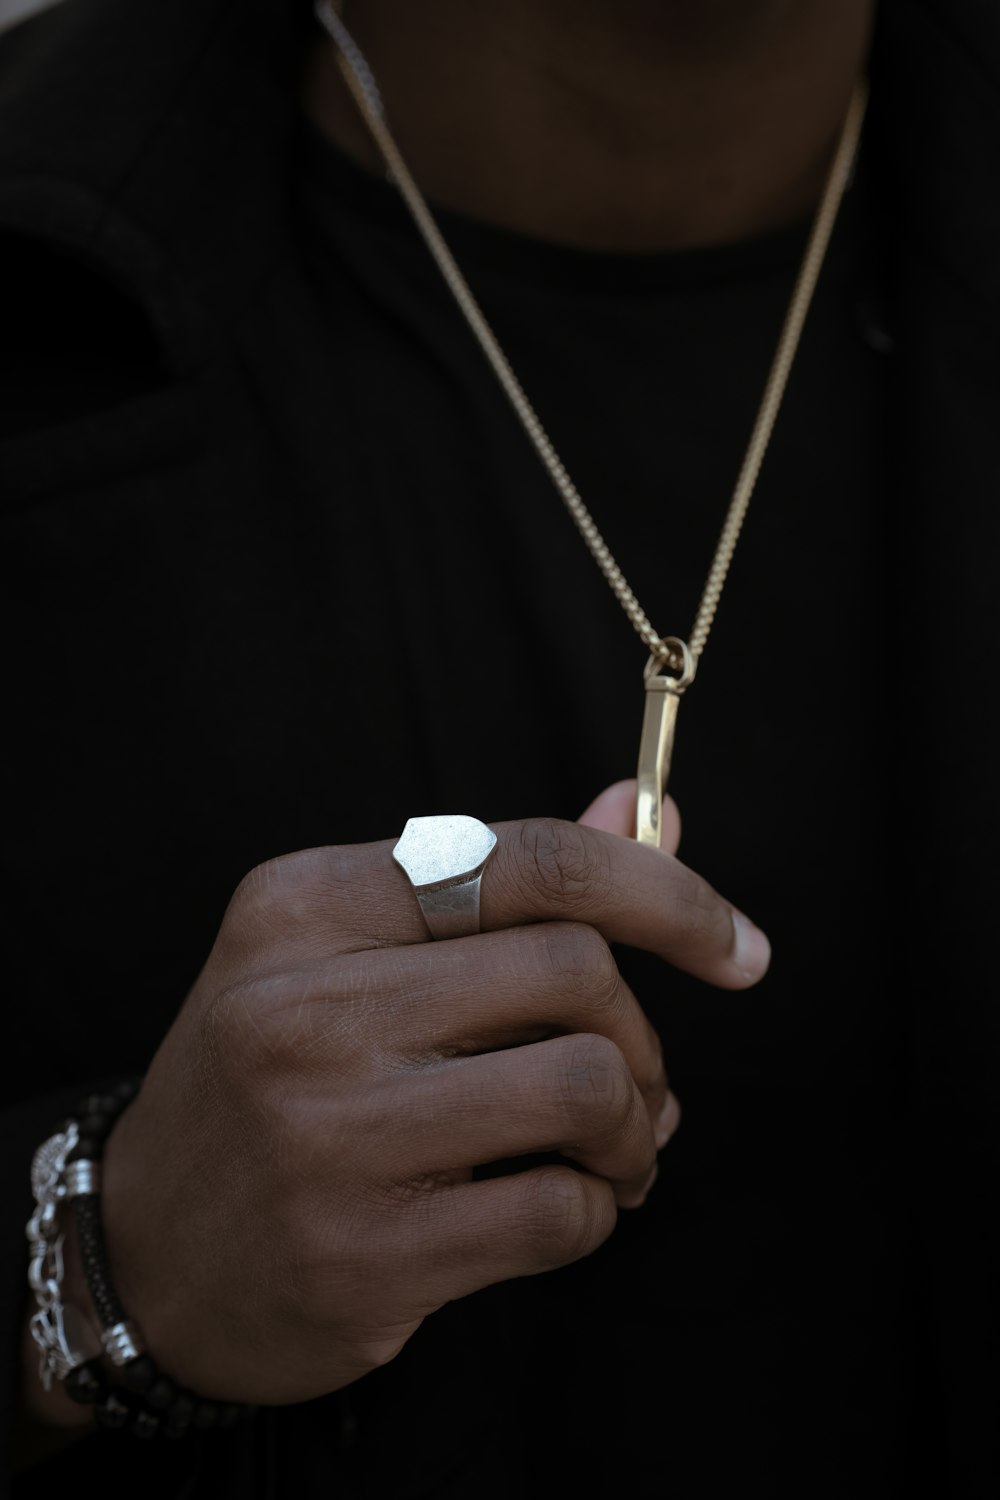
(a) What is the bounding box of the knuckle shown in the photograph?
[228,852,312,931]
[539,923,621,1014]
[202,979,274,1077]
[518,1167,604,1263]
[558,1033,633,1133]
[228,848,350,935]
[214,847,373,975]
[519,818,602,911]
[204,975,301,1078]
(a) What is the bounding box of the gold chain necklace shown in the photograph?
[314,0,869,846]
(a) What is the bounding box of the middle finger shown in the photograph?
[279,922,670,1129]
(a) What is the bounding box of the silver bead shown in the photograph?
[65,1160,101,1198]
[102,1319,145,1366]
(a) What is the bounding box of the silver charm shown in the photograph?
[31,1123,78,1208]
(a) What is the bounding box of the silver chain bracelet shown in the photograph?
[26,1119,102,1390]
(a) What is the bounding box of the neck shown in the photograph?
[303,0,874,252]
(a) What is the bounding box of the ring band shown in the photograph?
[393,815,497,940]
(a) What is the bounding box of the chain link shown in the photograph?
[26,1122,80,1388]
[315,1,868,673]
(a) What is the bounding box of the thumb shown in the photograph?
[577,778,682,854]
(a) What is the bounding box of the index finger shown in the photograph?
[480,817,770,990]
[245,818,770,990]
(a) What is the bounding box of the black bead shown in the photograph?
[118,1354,157,1395]
[66,1137,99,1164]
[78,1113,111,1142]
[65,1360,107,1404]
[217,1403,243,1429]
[95,1393,130,1429]
[80,1092,119,1118]
[130,1410,161,1440]
[163,1392,196,1439]
[113,1079,140,1103]
[192,1401,219,1431]
[145,1376,177,1412]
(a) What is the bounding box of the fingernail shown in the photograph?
[654,1090,681,1148]
[732,911,771,983]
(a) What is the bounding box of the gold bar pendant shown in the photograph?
[635,642,695,848]
[635,673,682,847]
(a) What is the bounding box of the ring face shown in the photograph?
[393,815,497,891]
[393,815,497,939]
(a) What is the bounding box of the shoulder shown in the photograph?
[0,0,310,441]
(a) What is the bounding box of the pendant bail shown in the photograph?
[645,636,696,692]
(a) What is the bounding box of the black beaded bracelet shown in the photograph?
[61,1081,253,1441]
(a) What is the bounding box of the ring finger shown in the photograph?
[365,1031,658,1207]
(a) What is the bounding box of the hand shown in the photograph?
[97,783,769,1405]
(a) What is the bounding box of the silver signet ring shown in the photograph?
[392,815,498,940]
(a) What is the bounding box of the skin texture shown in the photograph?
[304,0,876,250]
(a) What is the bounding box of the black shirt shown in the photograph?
[274,119,897,1498]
